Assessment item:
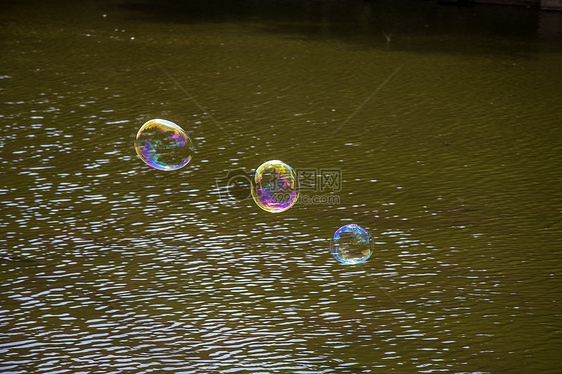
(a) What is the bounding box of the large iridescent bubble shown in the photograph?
[252,160,298,213]
[134,119,194,171]
[330,224,374,264]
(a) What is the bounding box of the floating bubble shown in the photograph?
[330,224,373,264]
[134,119,194,171]
[252,160,298,213]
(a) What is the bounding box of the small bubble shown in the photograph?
[330,224,374,264]
[252,160,298,213]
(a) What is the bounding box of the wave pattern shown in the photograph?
[1,0,562,373]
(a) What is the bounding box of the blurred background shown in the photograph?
[1,0,561,372]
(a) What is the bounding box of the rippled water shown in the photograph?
[1,0,561,373]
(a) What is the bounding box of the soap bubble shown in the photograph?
[331,224,373,264]
[252,160,298,213]
[134,119,194,171]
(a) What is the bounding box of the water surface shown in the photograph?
[1,0,561,373]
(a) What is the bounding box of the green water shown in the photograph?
[1,0,561,372]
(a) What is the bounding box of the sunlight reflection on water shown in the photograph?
[1,0,561,373]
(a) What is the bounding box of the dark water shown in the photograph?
[1,0,561,372]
